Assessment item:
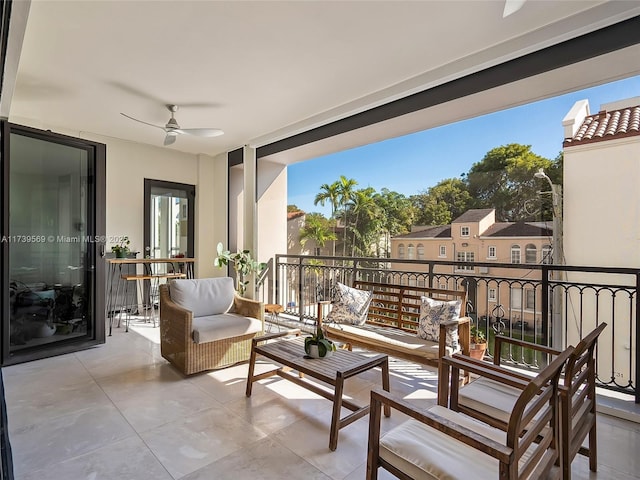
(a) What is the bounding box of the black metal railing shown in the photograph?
[269,254,639,402]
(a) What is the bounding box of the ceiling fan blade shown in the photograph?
[503,0,526,17]
[164,133,177,146]
[175,128,224,138]
[120,112,166,131]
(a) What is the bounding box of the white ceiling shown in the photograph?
[5,1,640,163]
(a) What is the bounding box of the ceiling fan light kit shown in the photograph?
[121,104,224,146]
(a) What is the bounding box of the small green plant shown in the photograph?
[111,236,130,258]
[470,324,486,344]
[214,242,266,295]
[305,325,337,358]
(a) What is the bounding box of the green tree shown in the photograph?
[335,175,358,256]
[314,182,341,256]
[299,213,337,251]
[374,189,414,257]
[287,204,301,213]
[348,187,380,256]
[410,178,472,225]
[465,143,560,221]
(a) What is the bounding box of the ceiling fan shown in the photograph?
[503,0,526,17]
[121,104,224,146]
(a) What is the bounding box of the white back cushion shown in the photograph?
[170,277,235,317]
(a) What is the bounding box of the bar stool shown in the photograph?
[264,303,284,332]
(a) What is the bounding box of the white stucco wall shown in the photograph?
[564,136,640,268]
[563,134,639,385]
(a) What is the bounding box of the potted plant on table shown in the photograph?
[111,236,131,258]
[214,242,267,296]
[305,325,337,359]
[469,324,487,360]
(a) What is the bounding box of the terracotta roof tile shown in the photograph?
[394,225,451,239]
[564,104,640,147]
[287,211,305,220]
[452,208,495,223]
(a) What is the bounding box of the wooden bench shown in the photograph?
[318,280,470,369]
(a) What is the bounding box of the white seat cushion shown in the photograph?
[458,376,541,425]
[192,313,262,344]
[325,323,459,360]
[170,277,235,317]
[380,405,503,480]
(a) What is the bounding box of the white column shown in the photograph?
[243,145,257,298]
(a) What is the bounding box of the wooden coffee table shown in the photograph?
[246,330,390,451]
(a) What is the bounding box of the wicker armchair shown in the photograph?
[159,279,264,375]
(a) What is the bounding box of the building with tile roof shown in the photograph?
[562,97,640,269]
[390,208,553,329]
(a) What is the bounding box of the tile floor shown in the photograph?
[2,318,640,480]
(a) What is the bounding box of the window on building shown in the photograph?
[488,246,497,259]
[398,243,405,259]
[525,289,536,310]
[461,226,470,237]
[511,245,521,264]
[407,243,415,259]
[439,245,446,257]
[542,244,552,264]
[456,251,474,271]
[525,244,537,264]
[439,283,447,290]
[488,288,497,302]
[511,288,522,309]
[417,279,425,287]
[314,247,321,256]
[417,243,424,260]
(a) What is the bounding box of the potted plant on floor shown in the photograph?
[305,325,337,359]
[469,324,487,360]
[214,243,267,296]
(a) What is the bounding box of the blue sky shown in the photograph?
[288,75,640,217]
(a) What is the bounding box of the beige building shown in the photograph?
[390,209,552,328]
[562,96,640,383]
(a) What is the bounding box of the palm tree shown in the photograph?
[335,175,358,256]
[299,213,337,252]
[349,187,379,256]
[314,182,340,257]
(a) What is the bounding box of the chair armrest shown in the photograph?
[439,316,471,356]
[370,388,512,463]
[493,334,561,366]
[438,353,530,408]
[232,295,264,324]
[447,354,531,388]
[159,285,193,345]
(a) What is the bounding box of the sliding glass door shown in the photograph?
[1,123,106,364]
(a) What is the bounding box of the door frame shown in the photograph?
[1,122,106,365]
[143,179,195,259]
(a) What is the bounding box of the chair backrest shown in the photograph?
[167,277,235,317]
[563,322,606,392]
[506,346,574,479]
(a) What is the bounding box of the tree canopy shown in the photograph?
[299,143,562,257]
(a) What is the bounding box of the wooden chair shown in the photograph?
[367,346,573,480]
[438,323,606,480]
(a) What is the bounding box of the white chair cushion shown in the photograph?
[458,376,541,425]
[170,277,235,317]
[192,313,262,344]
[324,323,459,360]
[380,405,501,479]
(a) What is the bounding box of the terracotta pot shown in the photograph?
[469,342,487,360]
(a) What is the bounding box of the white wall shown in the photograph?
[563,135,639,386]
[9,118,229,279]
[564,136,640,268]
